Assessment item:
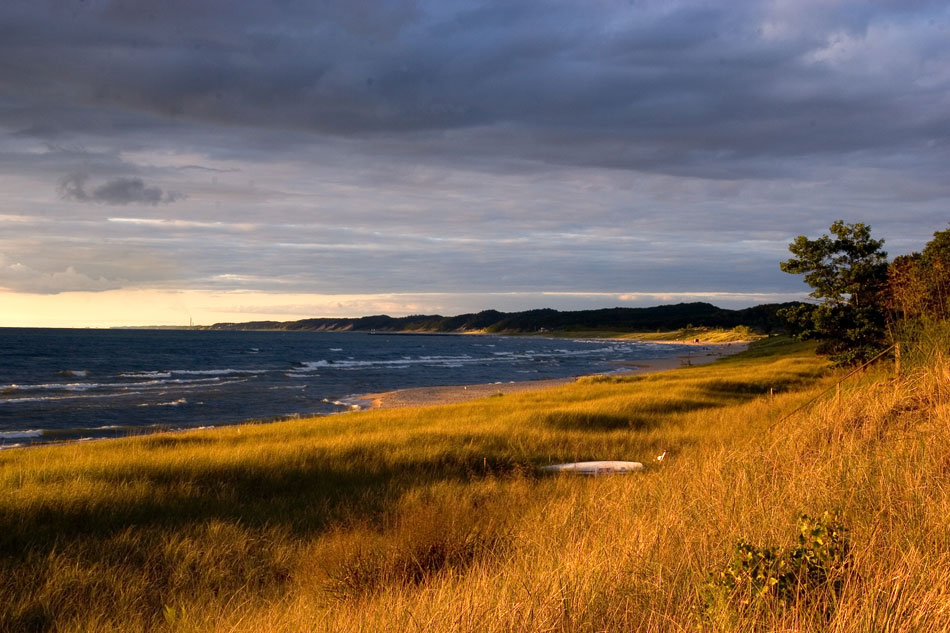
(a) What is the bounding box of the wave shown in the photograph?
[2,381,101,392]
[0,379,249,405]
[1,376,225,394]
[121,368,262,378]
[139,398,187,407]
[291,348,623,372]
[173,368,262,376]
[120,371,172,379]
[0,429,43,439]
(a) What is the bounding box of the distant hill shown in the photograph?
[203,302,801,334]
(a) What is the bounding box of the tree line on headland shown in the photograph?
[203,301,798,336]
[205,221,949,367]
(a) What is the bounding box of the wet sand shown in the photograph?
[364,341,748,409]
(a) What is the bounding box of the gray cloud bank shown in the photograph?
[0,1,948,304]
[3,1,948,175]
[59,174,184,206]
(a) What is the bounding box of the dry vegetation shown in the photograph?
[539,325,761,343]
[617,325,761,343]
[2,332,949,632]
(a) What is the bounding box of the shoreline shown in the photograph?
[362,341,748,409]
[2,339,750,451]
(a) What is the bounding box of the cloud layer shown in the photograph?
[59,174,184,206]
[0,1,948,318]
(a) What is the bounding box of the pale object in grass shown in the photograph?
[541,460,644,475]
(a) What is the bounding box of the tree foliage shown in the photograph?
[779,221,889,365]
[885,227,950,323]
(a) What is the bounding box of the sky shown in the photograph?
[1,0,948,327]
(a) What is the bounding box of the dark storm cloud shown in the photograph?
[1,0,948,306]
[1,0,947,177]
[58,173,185,206]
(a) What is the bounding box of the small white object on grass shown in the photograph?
[656,450,667,462]
[541,461,644,475]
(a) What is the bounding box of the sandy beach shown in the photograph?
[364,341,749,409]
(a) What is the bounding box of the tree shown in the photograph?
[884,226,950,323]
[884,254,928,320]
[779,221,889,365]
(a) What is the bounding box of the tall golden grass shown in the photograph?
[541,325,759,342]
[2,333,948,632]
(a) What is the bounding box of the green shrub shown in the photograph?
[702,511,849,619]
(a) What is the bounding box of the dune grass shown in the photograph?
[616,325,763,343]
[539,325,761,342]
[2,333,949,631]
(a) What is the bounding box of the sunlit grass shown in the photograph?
[3,333,949,631]
[617,325,763,342]
[540,325,762,342]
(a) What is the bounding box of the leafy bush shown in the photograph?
[780,220,889,364]
[702,511,849,619]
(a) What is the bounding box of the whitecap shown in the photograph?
[120,371,173,379]
[306,354,487,370]
[0,429,43,439]
[0,378,248,405]
[122,368,260,378]
[1,381,99,392]
[170,369,259,376]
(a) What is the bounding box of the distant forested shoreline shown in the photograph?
[201,301,801,334]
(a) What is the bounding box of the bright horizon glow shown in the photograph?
[0,289,808,329]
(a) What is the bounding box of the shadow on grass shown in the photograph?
[542,398,715,431]
[0,446,528,631]
[0,443,529,559]
[545,363,825,432]
[700,369,825,398]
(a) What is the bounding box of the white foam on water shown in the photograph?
[289,347,629,373]
[170,368,262,376]
[3,376,222,393]
[59,369,90,377]
[120,371,172,378]
[296,354,496,370]
[0,378,249,405]
[2,381,100,392]
[122,368,263,378]
[0,429,43,439]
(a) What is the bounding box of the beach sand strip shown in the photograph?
[364,341,748,409]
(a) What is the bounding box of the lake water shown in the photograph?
[0,329,694,447]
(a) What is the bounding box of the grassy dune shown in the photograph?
[617,325,761,343]
[2,333,949,632]
[534,325,760,342]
